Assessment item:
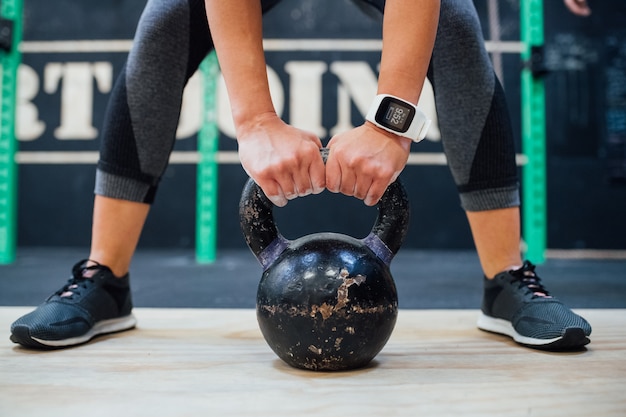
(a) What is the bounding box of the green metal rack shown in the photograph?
[195,51,220,263]
[0,0,22,264]
[520,0,547,263]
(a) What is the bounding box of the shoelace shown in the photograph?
[509,261,551,299]
[56,260,106,299]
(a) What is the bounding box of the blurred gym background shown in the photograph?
[1,0,625,309]
[4,0,626,255]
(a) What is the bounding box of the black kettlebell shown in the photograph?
[239,149,410,371]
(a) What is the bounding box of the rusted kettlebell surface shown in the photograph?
[239,151,410,371]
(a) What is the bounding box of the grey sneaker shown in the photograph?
[10,260,136,349]
[477,261,591,350]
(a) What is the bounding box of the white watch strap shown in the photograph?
[365,94,431,142]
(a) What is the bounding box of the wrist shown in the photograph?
[364,121,413,151]
[230,90,276,130]
[365,94,431,142]
[234,110,279,138]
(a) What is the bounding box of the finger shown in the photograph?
[262,180,289,207]
[309,151,326,195]
[363,189,383,207]
[267,191,288,207]
[268,195,288,207]
[266,151,308,203]
[324,149,342,193]
[279,176,298,201]
[285,189,298,201]
[292,162,316,198]
[293,176,309,198]
[282,146,325,198]
[353,175,373,201]
[363,179,390,207]
[339,169,357,197]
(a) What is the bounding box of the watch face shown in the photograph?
[375,96,416,133]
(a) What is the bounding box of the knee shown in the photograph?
[134,0,190,44]
[437,0,485,48]
[126,0,195,79]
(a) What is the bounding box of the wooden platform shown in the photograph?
[1,307,624,417]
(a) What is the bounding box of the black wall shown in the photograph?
[14,0,626,251]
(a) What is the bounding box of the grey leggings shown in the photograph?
[96,0,519,212]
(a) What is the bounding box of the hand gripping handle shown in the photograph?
[238,149,410,270]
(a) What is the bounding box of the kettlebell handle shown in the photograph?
[239,148,410,270]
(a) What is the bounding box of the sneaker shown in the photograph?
[477,261,591,350]
[10,259,136,349]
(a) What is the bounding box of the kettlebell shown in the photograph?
[239,149,410,371]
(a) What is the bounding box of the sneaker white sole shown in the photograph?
[31,314,137,347]
[477,312,563,347]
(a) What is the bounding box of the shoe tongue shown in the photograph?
[513,267,551,298]
[522,277,551,298]
[81,268,98,278]
[79,261,109,279]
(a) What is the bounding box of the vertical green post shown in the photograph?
[0,0,22,264]
[520,0,547,263]
[196,51,220,263]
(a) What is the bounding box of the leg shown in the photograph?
[357,0,523,278]
[10,0,286,349]
[10,0,214,348]
[428,0,521,278]
[431,0,590,349]
[89,196,150,277]
[91,0,283,277]
[91,0,214,276]
[466,208,522,279]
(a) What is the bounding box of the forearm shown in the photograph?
[378,0,440,104]
[204,0,275,129]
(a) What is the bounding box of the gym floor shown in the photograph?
[1,247,625,309]
[1,248,625,417]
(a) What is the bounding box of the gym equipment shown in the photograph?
[196,51,220,263]
[521,0,547,263]
[239,152,410,371]
[0,0,22,264]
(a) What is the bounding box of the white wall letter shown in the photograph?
[16,64,46,142]
[328,61,378,136]
[284,61,327,137]
[44,62,113,140]
[177,71,202,139]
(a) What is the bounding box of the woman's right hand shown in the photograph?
[237,112,326,207]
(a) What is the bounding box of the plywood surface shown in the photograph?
[0,307,624,417]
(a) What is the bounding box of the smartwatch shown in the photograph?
[365,94,431,142]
